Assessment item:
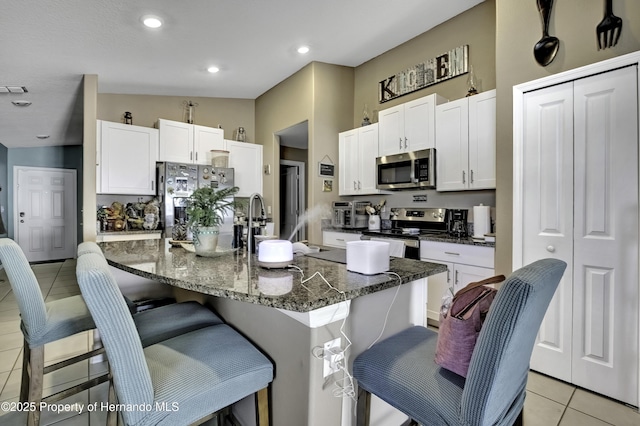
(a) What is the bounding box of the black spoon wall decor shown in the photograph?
[533,0,559,66]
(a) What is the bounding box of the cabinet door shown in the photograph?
[522,82,575,382]
[193,125,224,165]
[158,119,194,163]
[436,98,469,191]
[468,90,496,189]
[357,124,379,193]
[378,104,405,156]
[100,121,158,195]
[422,259,454,323]
[452,263,495,294]
[404,95,437,151]
[227,140,263,197]
[339,129,359,195]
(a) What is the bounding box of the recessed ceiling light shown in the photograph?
[297,46,310,54]
[142,15,163,28]
[207,66,220,73]
[36,135,50,139]
[11,100,31,107]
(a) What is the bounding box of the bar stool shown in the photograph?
[353,258,566,426]
[0,238,224,425]
[76,251,274,425]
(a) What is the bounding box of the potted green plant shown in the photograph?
[185,185,239,256]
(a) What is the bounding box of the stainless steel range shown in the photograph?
[361,207,449,259]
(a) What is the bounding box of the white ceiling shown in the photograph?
[0,0,484,148]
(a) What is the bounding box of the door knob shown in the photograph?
[546,245,555,252]
[19,212,25,217]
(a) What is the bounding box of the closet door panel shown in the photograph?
[572,66,639,405]
[523,82,574,381]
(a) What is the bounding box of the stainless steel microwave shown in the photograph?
[376,148,436,190]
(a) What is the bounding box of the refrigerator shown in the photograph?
[157,162,235,243]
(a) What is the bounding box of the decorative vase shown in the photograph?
[368,215,381,231]
[192,226,220,257]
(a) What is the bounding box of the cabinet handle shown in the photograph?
[399,137,403,150]
[190,151,193,161]
[446,269,451,283]
[470,169,474,184]
[404,137,408,149]
[337,238,345,242]
[358,181,361,189]
[455,270,459,285]
[462,170,466,184]
[353,181,357,190]
[195,152,198,161]
[444,251,460,256]
[546,245,556,253]
[151,180,155,191]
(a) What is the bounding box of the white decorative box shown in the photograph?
[346,241,390,275]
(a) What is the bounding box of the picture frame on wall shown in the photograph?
[323,179,333,192]
[319,161,335,178]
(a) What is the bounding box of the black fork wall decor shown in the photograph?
[596,0,623,49]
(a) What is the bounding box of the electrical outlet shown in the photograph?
[323,338,342,378]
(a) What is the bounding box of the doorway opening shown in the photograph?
[276,121,308,242]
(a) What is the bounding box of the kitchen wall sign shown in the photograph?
[379,45,469,103]
[318,155,335,177]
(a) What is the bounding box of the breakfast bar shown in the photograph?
[99,239,446,425]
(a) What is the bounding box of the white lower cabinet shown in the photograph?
[322,231,361,249]
[420,241,495,324]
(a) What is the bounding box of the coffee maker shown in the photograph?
[446,209,469,238]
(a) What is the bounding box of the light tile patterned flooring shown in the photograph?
[0,260,638,425]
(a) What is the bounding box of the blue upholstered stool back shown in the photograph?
[460,258,566,425]
[76,252,154,425]
[0,239,49,344]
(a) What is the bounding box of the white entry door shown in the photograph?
[15,167,77,262]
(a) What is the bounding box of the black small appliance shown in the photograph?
[446,209,469,238]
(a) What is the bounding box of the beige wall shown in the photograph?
[97,94,255,143]
[495,0,640,274]
[82,75,98,242]
[256,62,354,244]
[354,0,496,127]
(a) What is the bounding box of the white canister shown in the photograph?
[368,215,381,231]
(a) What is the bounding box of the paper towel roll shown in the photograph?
[473,204,491,238]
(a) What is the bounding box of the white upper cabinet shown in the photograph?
[378,93,448,156]
[436,89,496,191]
[97,120,158,195]
[226,140,263,197]
[158,119,224,165]
[339,124,382,195]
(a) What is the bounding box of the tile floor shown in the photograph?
[0,260,639,425]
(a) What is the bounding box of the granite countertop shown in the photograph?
[323,226,495,247]
[98,239,447,313]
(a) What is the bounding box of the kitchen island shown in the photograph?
[100,239,446,426]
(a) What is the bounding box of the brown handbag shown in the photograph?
[435,274,506,377]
